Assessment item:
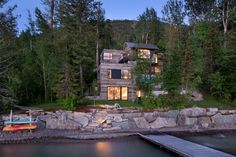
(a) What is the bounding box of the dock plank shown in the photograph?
[139,134,234,157]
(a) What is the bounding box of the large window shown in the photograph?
[138,49,150,59]
[104,53,112,60]
[108,87,128,100]
[121,87,128,100]
[108,69,131,79]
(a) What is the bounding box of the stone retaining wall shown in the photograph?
[2,107,236,132]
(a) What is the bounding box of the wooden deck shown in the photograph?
[139,134,234,157]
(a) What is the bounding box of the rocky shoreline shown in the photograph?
[1,107,236,144]
[1,127,236,144]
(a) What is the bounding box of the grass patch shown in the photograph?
[32,102,64,110]
[32,100,137,110]
[32,94,236,110]
[85,99,136,107]
[192,94,235,109]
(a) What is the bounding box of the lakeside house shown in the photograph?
[98,42,164,101]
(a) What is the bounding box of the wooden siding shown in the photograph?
[99,44,164,101]
[99,62,137,100]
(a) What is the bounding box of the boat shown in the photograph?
[4,119,37,125]
[3,123,37,132]
[2,109,38,132]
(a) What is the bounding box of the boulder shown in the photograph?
[74,112,91,118]
[106,119,112,125]
[185,117,198,125]
[207,108,218,113]
[113,115,123,123]
[133,117,150,129]
[46,117,58,129]
[103,126,121,132]
[46,117,81,130]
[127,119,139,129]
[219,110,232,115]
[112,120,129,130]
[180,107,206,117]
[192,91,203,101]
[87,122,99,128]
[123,113,142,119]
[206,108,218,116]
[177,115,197,126]
[155,110,179,119]
[66,119,81,130]
[198,117,211,128]
[45,110,84,130]
[150,117,176,129]
[144,112,156,123]
[211,113,236,125]
[73,113,89,127]
[94,111,107,124]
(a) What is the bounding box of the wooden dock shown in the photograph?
[139,134,234,157]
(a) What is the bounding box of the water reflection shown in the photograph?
[95,141,112,157]
[1,145,36,157]
[182,133,236,156]
[0,137,175,157]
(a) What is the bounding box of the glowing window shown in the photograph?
[108,87,120,100]
[152,54,158,63]
[121,70,131,79]
[121,87,128,100]
[155,67,161,73]
[138,49,150,59]
[107,87,128,100]
[104,53,112,60]
[136,90,142,97]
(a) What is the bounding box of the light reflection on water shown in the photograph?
[95,141,112,157]
[0,137,175,157]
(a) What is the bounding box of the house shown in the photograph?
[98,42,163,101]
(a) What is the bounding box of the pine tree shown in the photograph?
[162,0,186,95]
[55,0,98,100]
[0,1,17,111]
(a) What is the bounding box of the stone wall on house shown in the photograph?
[13,107,235,132]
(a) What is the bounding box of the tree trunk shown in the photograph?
[145,33,149,44]
[79,63,84,96]
[50,89,53,102]
[25,86,29,102]
[42,61,47,102]
[41,53,47,102]
[96,26,99,71]
[49,0,54,30]
[96,3,100,72]
[222,1,229,48]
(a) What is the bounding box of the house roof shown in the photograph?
[124,42,158,50]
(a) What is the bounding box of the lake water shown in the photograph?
[181,133,236,156]
[0,137,175,157]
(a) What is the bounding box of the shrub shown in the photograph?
[159,94,187,109]
[61,97,76,110]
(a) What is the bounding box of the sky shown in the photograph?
[3,0,168,32]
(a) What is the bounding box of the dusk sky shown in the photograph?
[3,0,168,32]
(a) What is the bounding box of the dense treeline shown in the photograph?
[0,0,236,111]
